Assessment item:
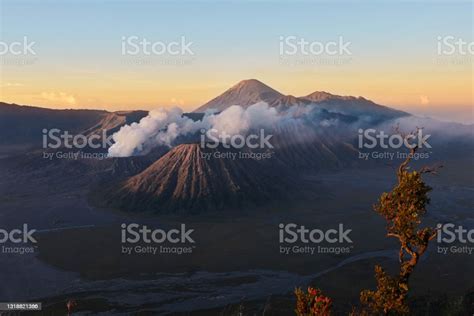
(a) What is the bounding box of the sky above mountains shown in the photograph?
[0,0,472,123]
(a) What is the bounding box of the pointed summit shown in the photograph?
[303,91,340,102]
[232,79,278,92]
[194,79,284,112]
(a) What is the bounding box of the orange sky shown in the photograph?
[0,1,472,123]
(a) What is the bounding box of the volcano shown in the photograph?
[105,143,295,213]
[194,79,407,122]
[194,79,284,112]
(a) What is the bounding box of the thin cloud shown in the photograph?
[419,95,430,106]
[40,91,77,106]
[0,82,24,87]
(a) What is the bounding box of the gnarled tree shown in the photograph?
[297,130,441,316]
[357,143,440,315]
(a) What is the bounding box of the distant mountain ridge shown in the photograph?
[194,79,408,121]
[0,102,147,146]
[0,79,407,148]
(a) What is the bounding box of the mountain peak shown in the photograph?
[233,78,272,89]
[302,90,407,120]
[194,79,283,112]
[304,91,336,101]
[304,91,372,103]
[193,79,407,120]
[106,143,292,213]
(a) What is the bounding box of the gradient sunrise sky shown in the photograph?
[0,0,472,122]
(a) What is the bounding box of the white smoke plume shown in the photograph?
[207,103,279,136]
[108,102,280,157]
[107,100,472,158]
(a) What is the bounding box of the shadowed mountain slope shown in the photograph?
[105,143,295,213]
